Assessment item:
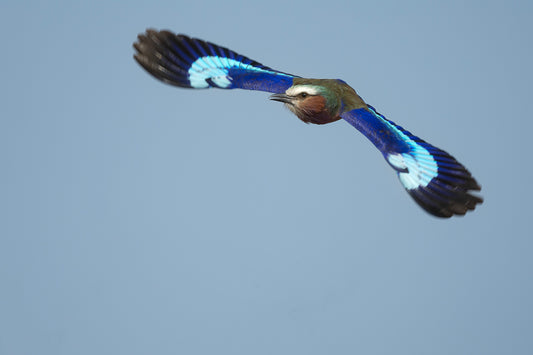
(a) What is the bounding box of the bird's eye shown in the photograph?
[300,92,308,98]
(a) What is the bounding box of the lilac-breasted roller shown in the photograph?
[133,29,482,218]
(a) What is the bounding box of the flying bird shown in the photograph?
[133,29,482,218]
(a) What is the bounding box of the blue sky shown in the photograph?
[1,1,532,354]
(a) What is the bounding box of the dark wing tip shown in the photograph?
[132,29,194,88]
[409,168,483,218]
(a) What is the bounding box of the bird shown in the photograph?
[133,29,483,218]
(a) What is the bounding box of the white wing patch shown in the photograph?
[187,56,287,89]
[188,56,242,88]
[363,105,439,191]
[387,148,438,190]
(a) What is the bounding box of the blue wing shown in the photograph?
[133,29,297,93]
[341,106,482,218]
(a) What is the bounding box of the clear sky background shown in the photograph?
[1,1,532,354]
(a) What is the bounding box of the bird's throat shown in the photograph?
[292,95,341,125]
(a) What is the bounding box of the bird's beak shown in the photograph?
[269,93,293,105]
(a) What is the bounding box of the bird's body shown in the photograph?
[134,29,483,218]
[271,79,367,124]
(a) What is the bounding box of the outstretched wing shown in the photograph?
[133,29,298,93]
[341,106,482,218]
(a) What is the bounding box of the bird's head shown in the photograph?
[270,82,341,125]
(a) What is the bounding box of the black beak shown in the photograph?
[269,93,293,105]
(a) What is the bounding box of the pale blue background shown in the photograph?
[1,1,532,354]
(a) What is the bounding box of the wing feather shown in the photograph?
[341,106,482,217]
[133,29,297,93]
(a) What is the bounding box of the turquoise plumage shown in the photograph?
[133,29,482,217]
